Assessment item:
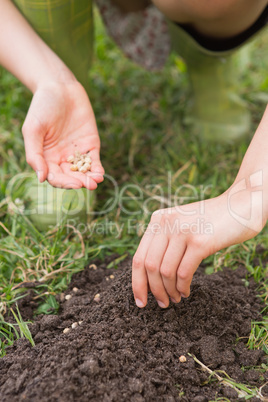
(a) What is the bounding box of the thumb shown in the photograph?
[22,114,48,183]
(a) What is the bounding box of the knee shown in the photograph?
[152,0,242,24]
[185,0,241,21]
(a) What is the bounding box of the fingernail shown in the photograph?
[180,293,187,298]
[171,297,180,304]
[157,300,166,308]
[135,299,144,308]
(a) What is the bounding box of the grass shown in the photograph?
[0,6,267,389]
[10,306,35,347]
[190,353,266,400]
[248,319,268,354]
[0,305,34,355]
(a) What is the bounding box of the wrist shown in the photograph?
[32,57,78,93]
[226,175,267,234]
[233,166,268,221]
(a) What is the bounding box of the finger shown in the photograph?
[22,118,48,183]
[61,163,98,190]
[89,148,105,175]
[160,239,186,303]
[144,233,170,308]
[47,163,83,189]
[132,221,158,308]
[85,172,104,184]
[81,174,98,190]
[176,247,203,298]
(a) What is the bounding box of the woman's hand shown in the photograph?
[132,105,268,309]
[132,184,265,308]
[22,80,104,190]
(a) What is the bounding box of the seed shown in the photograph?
[73,287,79,293]
[63,328,70,334]
[109,275,115,279]
[65,294,72,301]
[67,155,75,163]
[68,151,92,173]
[94,293,101,302]
[89,264,97,270]
[71,322,78,329]
[79,165,88,173]
[78,321,83,325]
[105,277,109,281]
[179,355,187,363]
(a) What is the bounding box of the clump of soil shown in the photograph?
[0,258,267,402]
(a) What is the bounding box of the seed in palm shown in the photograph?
[68,151,92,173]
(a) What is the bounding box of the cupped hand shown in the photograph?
[132,186,264,308]
[22,80,104,190]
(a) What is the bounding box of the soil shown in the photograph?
[0,255,267,402]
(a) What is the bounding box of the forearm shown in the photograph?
[232,105,268,223]
[0,0,75,92]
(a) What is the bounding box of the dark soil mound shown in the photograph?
[0,258,267,402]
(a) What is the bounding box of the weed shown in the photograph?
[10,306,35,347]
[190,354,266,400]
[247,319,268,354]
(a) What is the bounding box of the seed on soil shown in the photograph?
[73,287,79,293]
[89,264,98,270]
[63,328,70,334]
[65,294,72,301]
[78,321,83,325]
[67,151,92,173]
[179,355,187,363]
[1,258,265,402]
[71,322,78,329]
[94,293,101,302]
[109,275,115,279]
[105,277,109,281]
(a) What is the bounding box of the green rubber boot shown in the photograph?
[167,21,256,143]
[7,174,95,232]
[12,0,94,91]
